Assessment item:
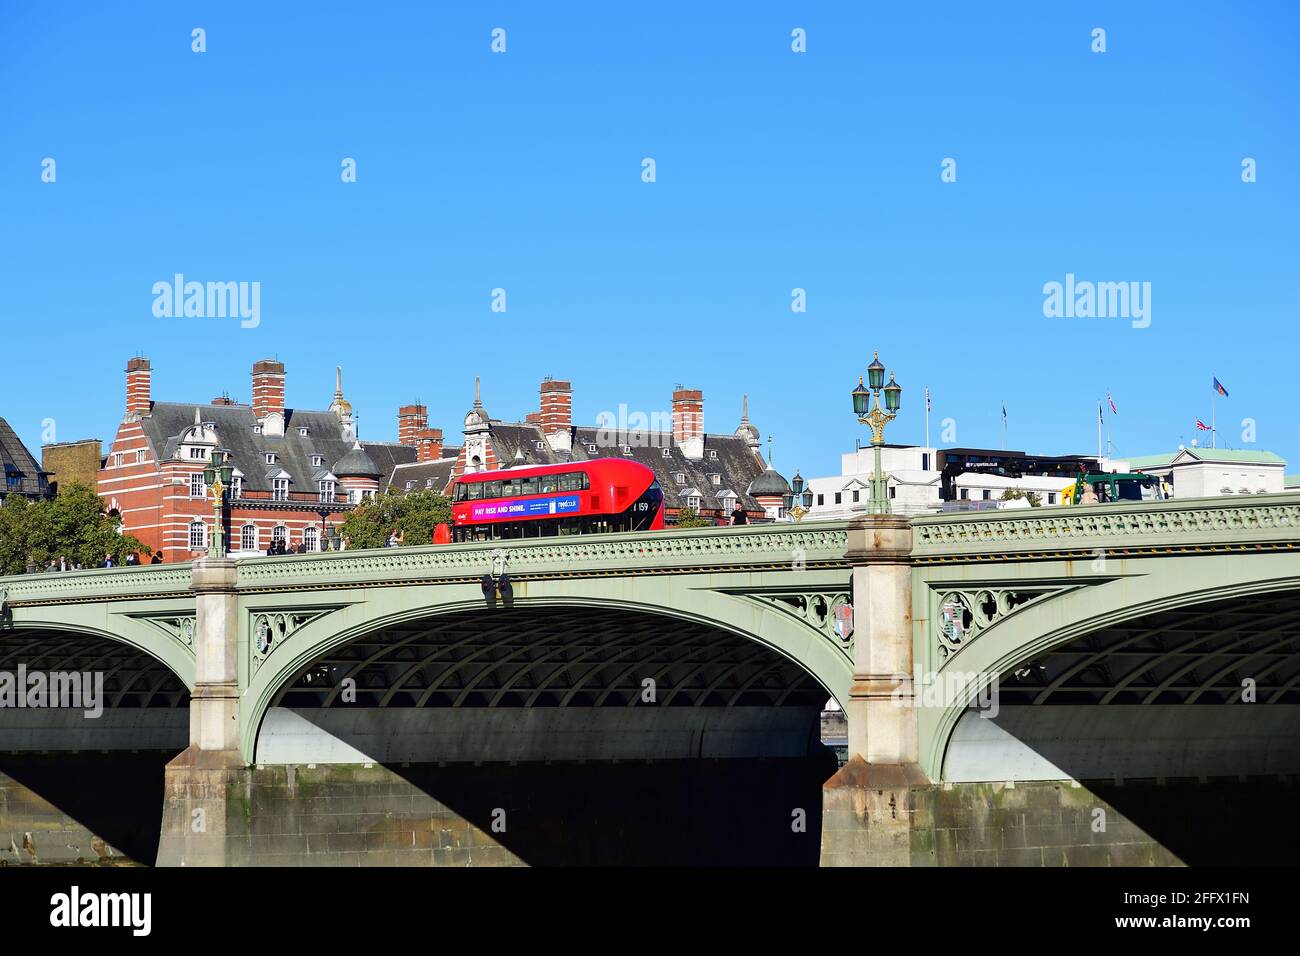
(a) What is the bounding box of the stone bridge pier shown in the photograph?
[157,558,244,867]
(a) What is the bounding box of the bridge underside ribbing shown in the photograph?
[997,590,1300,706]
[942,590,1300,782]
[258,606,830,764]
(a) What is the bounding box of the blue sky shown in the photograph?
[2,2,1297,478]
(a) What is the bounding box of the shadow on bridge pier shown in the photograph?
[380,752,839,866]
[0,750,180,866]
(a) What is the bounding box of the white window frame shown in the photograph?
[241,525,257,551]
[230,476,242,499]
[271,525,287,548]
[272,478,289,501]
[318,480,336,503]
[190,473,205,498]
[303,526,319,552]
[189,520,205,550]
[265,453,276,465]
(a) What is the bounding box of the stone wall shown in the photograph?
[0,754,171,865]
[822,756,1300,866]
[160,754,837,866]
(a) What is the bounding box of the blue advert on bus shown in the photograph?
[470,494,581,521]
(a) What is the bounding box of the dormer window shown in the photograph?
[298,427,309,437]
[662,448,672,458]
[187,447,208,460]
[686,495,702,510]
[265,453,276,465]
[587,444,597,454]
[311,455,324,467]
[318,480,336,503]
[272,478,289,501]
[534,441,545,451]
[710,474,721,486]
[622,446,632,456]
[231,476,243,498]
[708,450,718,460]
[675,473,685,485]
[253,424,262,435]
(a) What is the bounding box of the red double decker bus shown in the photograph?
[449,458,665,541]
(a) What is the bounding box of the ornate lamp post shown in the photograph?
[852,351,903,515]
[202,449,234,558]
[782,470,815,521]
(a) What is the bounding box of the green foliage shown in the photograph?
[999,488,1042,507]
[0,482,149,574]
[336,489,452,549]
[674,507,711,528]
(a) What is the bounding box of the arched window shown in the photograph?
[241,525,257,551]
[189,520,205,550]
[272,525,287,548]
[303,527,319,552]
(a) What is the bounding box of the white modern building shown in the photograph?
[803,445,1107,519]
[801,443,1288,521]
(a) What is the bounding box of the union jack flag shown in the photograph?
[1195,419,1212,431]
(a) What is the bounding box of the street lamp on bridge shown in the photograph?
[783,470,814,521]
[202,449,234,559]
[852,351,903,515]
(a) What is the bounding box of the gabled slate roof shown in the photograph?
[0,416,50,499]
[137,403,415,495]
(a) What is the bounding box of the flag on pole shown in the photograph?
[1195,419,1212,431]
[1108,392,1117,414]
[926,387,931,413]
[1098,401,1103,424]
[1001,402,1007,423]
[1213,377,1229,397]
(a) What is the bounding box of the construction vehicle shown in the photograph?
[1060,472,1163,506]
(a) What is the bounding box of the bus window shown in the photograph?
[486,481,503,499]
[521,477,539,496]
[540,476,558,494]
[468,483,483,501]
[559,474,580,492]
[501,479,518,498]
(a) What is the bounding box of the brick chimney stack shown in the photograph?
[540,378,572,454]
[125,357,152,417]
[673,386,704,460]
[251,359,286,422]
[398,404,428,446]
[415,428,444,463]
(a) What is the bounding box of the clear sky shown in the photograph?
[2,2,1297,479]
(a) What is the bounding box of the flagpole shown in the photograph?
[1212,386,1217,449]
[925,387,931,458]
[1097,401,1103,463]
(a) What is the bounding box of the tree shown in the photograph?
[0,482,148,574]
[999,488,1042,507]
[336,489,452,549]
[674,507,711,528]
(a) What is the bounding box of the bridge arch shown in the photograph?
[240,575,853,763]
[916,552,1300,780]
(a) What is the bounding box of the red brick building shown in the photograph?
[98,357,414,562]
